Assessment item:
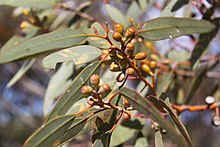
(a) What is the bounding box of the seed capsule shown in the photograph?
[126,67,135,75]
[81,85,93,96]
[112,31,123,42]
[141,64,151,73]
[125,27,135,38]
[134,52,147,60]
[114,23,123,34]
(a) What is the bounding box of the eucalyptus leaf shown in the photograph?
[7,58,36,88]
[0,0,57,9]
[126,1,141,22]
[155,129,164,147]
[138,17,215,41]
[46,61,102,122]
[105,4,128,27]
[42,45,101,69]
[119,87,191,147]
[23,115,75,147]
[134,136,148,147]
[43,62,74,116]
[110,125,138,146]
[0,29,86,64]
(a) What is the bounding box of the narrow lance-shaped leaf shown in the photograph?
[155,128,164,147]
[43,62,74,116]
[42,45,101,69]
[0,0,57,9]
[0,29,86,64]
[46,61,102,122]
[105,4,128,27]
[138,17,215,41]
[23,115,75,147]
[119,87,191,147]
[7,58,36,88]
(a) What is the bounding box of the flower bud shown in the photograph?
[114,23,123,34]
[149,61,156,69]
[112,31,123,42]
[123,97,130,107]
[141,64,151,73]
[150,53,159,61]
[20,21,32,29]
[99,84,111,98]
[90,74,100,86]
[22,9,30,16]
[81,85,93,96]
[125,27,135,38]
[126,43,134,52]
[123,111,131,120]
[134,52,147,60]
[126,67,135,75]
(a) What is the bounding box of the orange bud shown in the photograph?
[116,73,125,82]
[114,23,123,34]
[125,27,135,38]
[141,64,151,73]
[126,43,134,52]
[123,111,131,120]
[112,31,123,42]
[123,97,130,107]
[109,62,121,72]
[149,61,156,69]
[81,85,93,95]
[134,52,147,60]
[126,67,135,75]
[90,74,100,85]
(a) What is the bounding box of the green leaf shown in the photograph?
[110,125,138,146]
[158,97,193,146]
[0,0,58,9]
[138,17,215,41]
[156,72,174,96]
[1,27,39,52]
[105,4,128,27]
[87,22,110,49]
[23,115,75,147]
[42,45,101,69]
[93,131,111,147]
[126,1,141,22]
[0,29,86,64]
[43,62,74,116]
[190,18,219,66]
[155,129,164,147]
[167,50,190,62]
[119,87,190,147]
[6,58,36,87]
[46,61,102,122]
[134,136,148,147]
[161,0,178,16]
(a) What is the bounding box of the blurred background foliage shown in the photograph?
[0,0,220,147]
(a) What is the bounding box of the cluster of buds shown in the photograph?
[81,74,111,106]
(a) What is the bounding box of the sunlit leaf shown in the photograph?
[105,4,128,27]
[6,58,36,88]
[0,29,86,64]
[42,45,101,69]
[0,0,58,9]
[23,115,75,147]
[43,62,74,116]
[86,22,110,49]
[138,17,215,41]
[110,125,138,146]
[119,87,190,147]
[46,61,102,122]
